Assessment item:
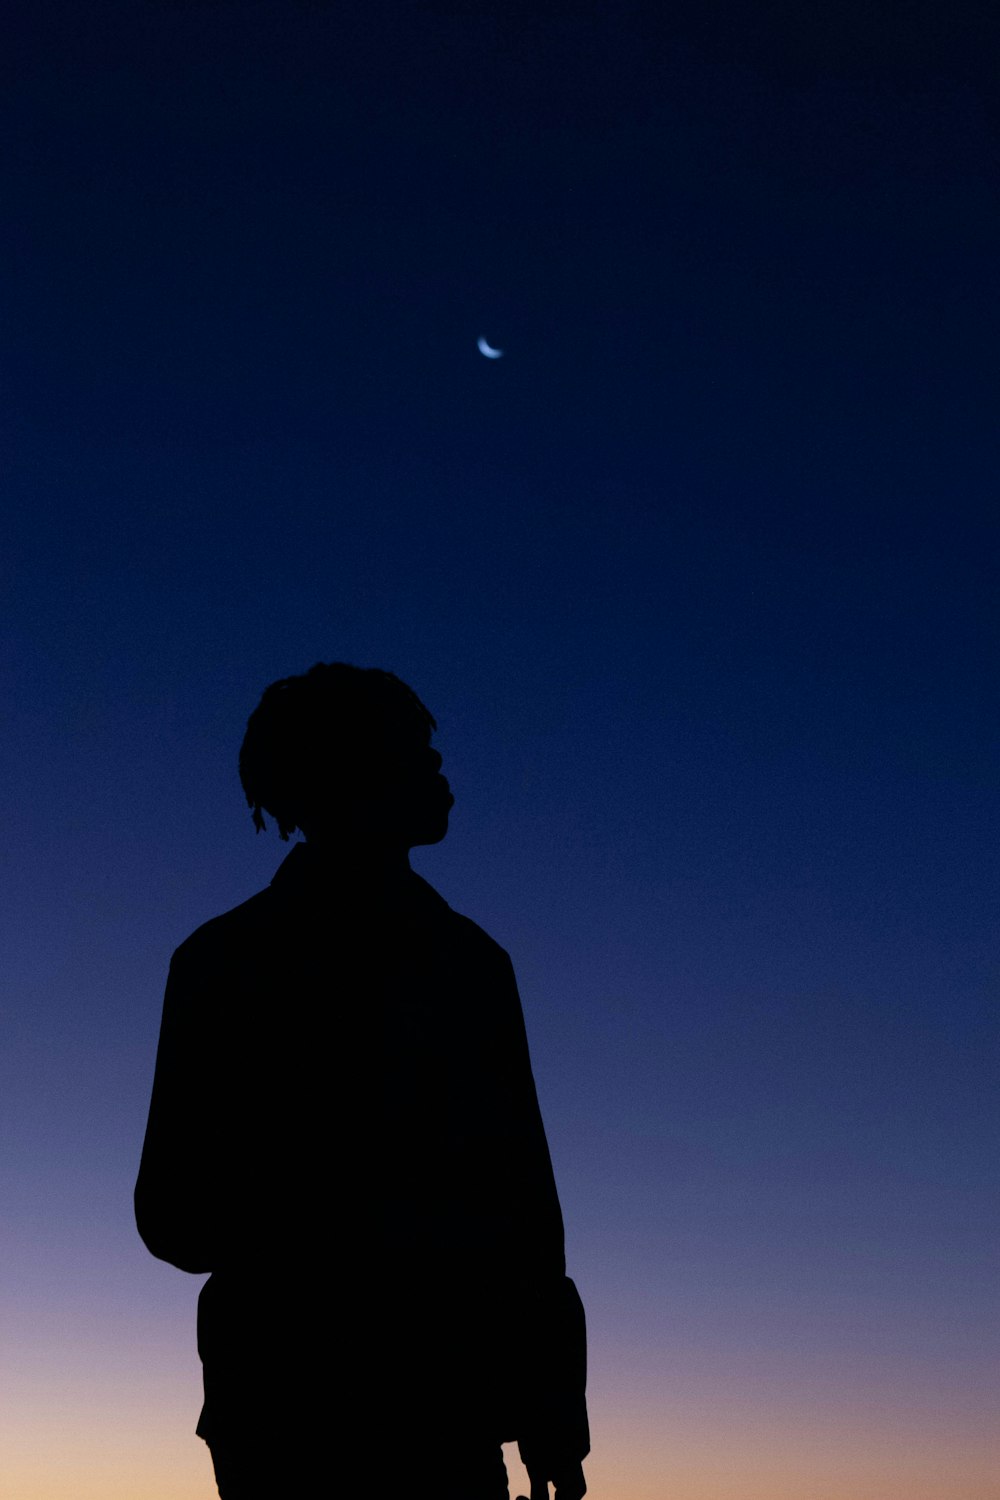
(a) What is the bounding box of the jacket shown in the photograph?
[135,841,589,1466]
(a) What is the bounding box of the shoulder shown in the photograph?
[170,886,277,970]
[450,910,513,971]
[414,876,515,974]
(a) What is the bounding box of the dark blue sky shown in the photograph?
[3,5,997,1497]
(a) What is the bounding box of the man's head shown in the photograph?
[238,662,453,849]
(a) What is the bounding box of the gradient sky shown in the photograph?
[2,4,998,1497]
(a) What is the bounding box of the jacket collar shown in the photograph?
[269,840,449,912]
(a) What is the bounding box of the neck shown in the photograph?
[301,835,412,885]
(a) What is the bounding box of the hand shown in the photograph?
[518,1460,587,1500]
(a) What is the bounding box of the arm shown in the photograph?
[134,940,224,1273]
[493,954,590,1487]
[494,952,568,1283]
[517,1274,590,1497]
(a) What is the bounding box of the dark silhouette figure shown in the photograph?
[135,663,589,1499]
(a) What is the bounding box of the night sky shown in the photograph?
[3,4,998,1497]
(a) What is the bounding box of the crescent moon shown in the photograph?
[477,336,504,359]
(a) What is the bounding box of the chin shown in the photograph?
[409,806,451,847]
[406,785,453,848]
[411,820,449,848]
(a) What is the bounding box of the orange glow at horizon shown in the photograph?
[4,1372,997,1500]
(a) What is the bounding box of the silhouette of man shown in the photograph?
[135,663,589,1499]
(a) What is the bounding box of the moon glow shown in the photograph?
[477,337,504,359]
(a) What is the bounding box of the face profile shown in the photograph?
[390,738,454,849]
[328,727,454,853]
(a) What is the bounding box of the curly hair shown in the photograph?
[238,662,437,840]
